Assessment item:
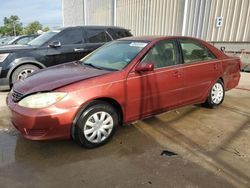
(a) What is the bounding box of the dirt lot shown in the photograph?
[0,73,249,188]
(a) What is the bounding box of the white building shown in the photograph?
[62,0,250,52]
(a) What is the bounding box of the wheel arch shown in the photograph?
[8,60,45,84]
[219,77,224,84]
[71,97,124,139]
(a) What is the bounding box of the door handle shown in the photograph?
[74,48,85,52]
[214,63,219,70]
[173,70,182,77]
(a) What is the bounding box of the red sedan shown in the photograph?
[7,36,241,148]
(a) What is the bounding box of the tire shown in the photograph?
[11,64,39,84]
[203,79,225,108]
[74,101,119,148]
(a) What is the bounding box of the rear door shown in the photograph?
[126,40,184,121]
[178,39,220,104]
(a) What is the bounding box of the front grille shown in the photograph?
[12,90,24,102]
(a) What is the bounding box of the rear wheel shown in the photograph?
[74,102,118,148]
[203,80,225,108]
[11,64,39,84]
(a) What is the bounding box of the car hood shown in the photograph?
[0,44,36,53]
[13,62,112,94]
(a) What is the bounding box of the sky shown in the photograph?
[0,0,62,28]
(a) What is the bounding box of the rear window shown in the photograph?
[179,39,216,64]
[85,29,111,43]
[107,29,132,39]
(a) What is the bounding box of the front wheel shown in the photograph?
[203,80,225,108]
[11,64,39,84]
[74,102,118,148]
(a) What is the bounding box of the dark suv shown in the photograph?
[0,26,132,90]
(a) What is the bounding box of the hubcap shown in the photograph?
[17,69,35,80]
[84,111,114,143]
[211,83,224,104]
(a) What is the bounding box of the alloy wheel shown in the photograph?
[17,69,35,80]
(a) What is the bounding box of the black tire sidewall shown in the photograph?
[74,102,118,148]
[11,64,39,83]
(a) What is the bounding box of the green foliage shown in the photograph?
[43,26,50,32]
[0,15,23,36]
[24,21,42,34]
[0,15,50,36]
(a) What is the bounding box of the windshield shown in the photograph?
[82,41,149,71]
[28,31,59,46]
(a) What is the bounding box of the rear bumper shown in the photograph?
[224,72,241,91]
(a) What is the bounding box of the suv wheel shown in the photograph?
[11,64,39,84]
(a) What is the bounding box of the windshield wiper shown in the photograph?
[83,63,118,71]
[84,63,104,70]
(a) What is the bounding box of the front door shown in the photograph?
[126,40,184,121]
[46,28,87,66]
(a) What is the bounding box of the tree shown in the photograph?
[42,26,50,32]
[0,15,23,36]
[0,16,50,36]
[24,21,42,35]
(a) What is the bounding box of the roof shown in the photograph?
[118,36,208,42]
[57,25,129,31]
[118,36,165,42]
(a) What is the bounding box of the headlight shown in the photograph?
[0,53,9,62]
[18,92,67,108]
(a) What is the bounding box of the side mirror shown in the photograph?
[135,62,154,72]
[49,41,61,48]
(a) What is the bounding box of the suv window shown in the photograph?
[56,28,83,45]
[179,39,216,64]
[85,29,111,43]
[107,29,132,39]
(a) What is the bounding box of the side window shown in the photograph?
[141,40,180,68]
[179,39,216,64]
[29,36,36,41]
[16,37,29,45]
[85,29,110,43]
[107,29,119,39]
[107,29,132,39]
[56,28,83,45]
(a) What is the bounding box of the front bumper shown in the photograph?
[0,77,10,90]
[0,67,10,90]
[7,93,79,140]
